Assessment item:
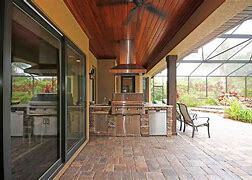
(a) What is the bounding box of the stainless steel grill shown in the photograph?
[111,93,144,115]
[28,93,57,136]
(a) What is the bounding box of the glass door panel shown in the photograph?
[66,44,86,151]
[11,5,60,179]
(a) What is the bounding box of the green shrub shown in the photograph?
[178,94,202,107]
[225,100,252,123]
[248,90,252,98]
[12,92,33,104]
[204,98,219,106]
[178,94,219,107]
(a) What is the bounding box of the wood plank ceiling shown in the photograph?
[64,0,204,70]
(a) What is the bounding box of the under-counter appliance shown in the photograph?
[149,110,167,135]
[28,93,57,136]
[11,110,24,136]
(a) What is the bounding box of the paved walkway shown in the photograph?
[60,113,252,180]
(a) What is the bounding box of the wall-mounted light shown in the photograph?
[89,68,95,79]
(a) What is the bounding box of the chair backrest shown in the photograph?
[177,103,193,124]
[176,109,181,120]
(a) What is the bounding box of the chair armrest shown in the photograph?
[189,113,197,119]
[194,117,210,123]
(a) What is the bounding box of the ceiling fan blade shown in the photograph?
[97,0,134,7]
[133,0,144,6]
[144,3,167,19]
[123,7,138,25]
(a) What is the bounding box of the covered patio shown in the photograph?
[1,0,252,179]
[60,112,252,179]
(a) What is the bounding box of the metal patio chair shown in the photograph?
[177,103,210,138]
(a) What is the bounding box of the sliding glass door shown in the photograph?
[1,0,12,179]
[65,43,86,152]
[10,4,61,179]
[1,1,87,179]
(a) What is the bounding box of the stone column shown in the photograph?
[166,55,177,135]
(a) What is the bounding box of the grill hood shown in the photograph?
[110,40,146,75]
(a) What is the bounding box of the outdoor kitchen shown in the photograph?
[90,93,173,137]
[8,4,175,179]
[90,39,174,137]
[11,65,60,179]
[11,92,58,139]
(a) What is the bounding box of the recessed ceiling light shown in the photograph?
[76,59,81,63]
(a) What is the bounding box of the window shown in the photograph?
[121,76,135,93]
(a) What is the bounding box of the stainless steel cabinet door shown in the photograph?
[149,110,167,135]
[125,115,140,136]
[115,115,125,136]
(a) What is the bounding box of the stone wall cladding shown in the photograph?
[107,115,116,136]
[140,113,149,136]
[89,108,95,133]
[167,107,173,137]
[90,105,174,137]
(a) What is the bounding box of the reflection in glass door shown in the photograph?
[66,44,86,151]
[10,5,60,179]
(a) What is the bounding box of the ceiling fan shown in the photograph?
[97,0,167,25]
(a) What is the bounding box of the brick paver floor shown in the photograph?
[60,112,252,180]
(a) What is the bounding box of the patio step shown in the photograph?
[190,106,225,114]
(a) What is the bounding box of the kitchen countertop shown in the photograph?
[11,104,57,109]
[144,103,173,108]
[11,104,29,108]
[90,104,111,108]
[90,103,173,108]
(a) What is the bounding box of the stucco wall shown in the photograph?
[97,59,115,103]
[135,75,143,93]
[89,52,97,70]
[33,0,89,53]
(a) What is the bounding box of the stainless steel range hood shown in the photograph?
[110,64,146,75]
[110,40,146,75]
[24,42,58,76]
[24,64,57,76]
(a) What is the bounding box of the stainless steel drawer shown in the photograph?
[111,106,143,115]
